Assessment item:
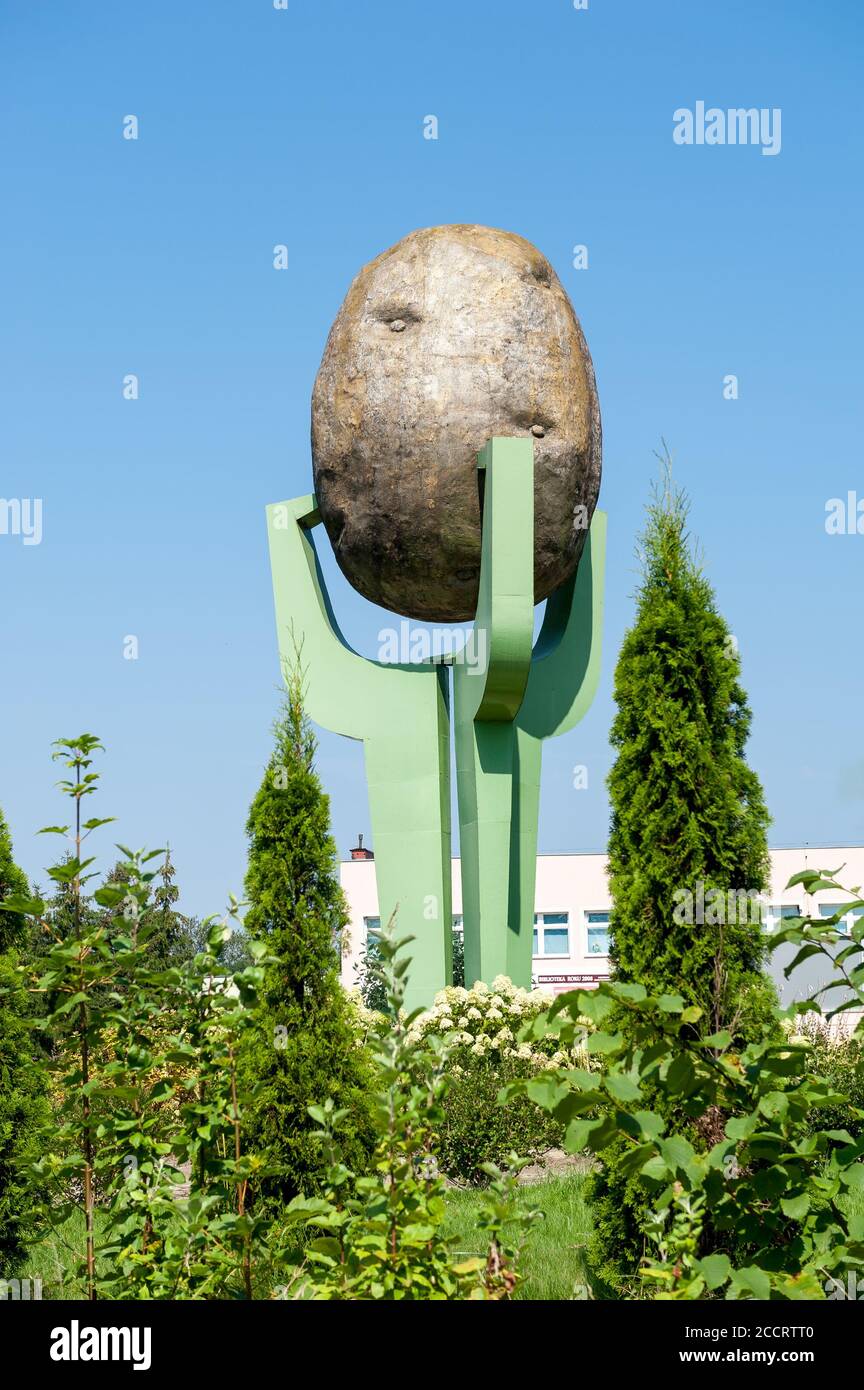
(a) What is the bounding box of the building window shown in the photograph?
[819,903,864,935]
[452,915,463,932]
[533,912,570,957]
[762,903,800,932]
[585,910,610,956]
[363,915,381,940]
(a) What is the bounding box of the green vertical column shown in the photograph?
[510,516,608,986]
[454,440,607,991]
[454,439,536,986]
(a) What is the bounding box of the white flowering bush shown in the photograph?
[409,976,591,1072]
[407,977,593,1185]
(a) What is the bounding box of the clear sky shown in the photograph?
[1,0,862,919]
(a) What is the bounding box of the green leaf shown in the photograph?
[725,1114,758,1141]
[52,991,88,1017]
[665,1053,696,1095]
[604,1072,641,1104]
[659,1135,696,1169]
[525,1074,566,1110]
[758,1091,789,1120]
[695,1253,731,1290]
[0,894,45,917]
[631,1109,665,1141]
[94,885,131,908]
[612,982,648,1003]
[575,990,615,1024]
[564,1115,617,1153]
[841,1165,864,1192]
[617,1143,658,1177]
[730,1265,771,1300]
[780,1194,810,1221]
[785,870,823,890]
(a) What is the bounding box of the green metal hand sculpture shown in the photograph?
[266,439,605,1009]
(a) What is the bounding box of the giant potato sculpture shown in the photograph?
[311,224,601,622]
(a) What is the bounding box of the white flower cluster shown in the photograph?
[408,975,589,1071]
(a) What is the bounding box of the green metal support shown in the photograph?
[266,496,452,1012]
[453,440,607,990]
[265,440,605,1008]
[453,439,536,986]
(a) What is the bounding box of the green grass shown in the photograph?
[444,1173,596,1300]
[22,1208,111,1300]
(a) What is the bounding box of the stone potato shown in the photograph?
[311,224,602,622]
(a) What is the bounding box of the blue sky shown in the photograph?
[1,0,862,918]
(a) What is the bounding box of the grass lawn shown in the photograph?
[444,1172,595,1301]
[23,1173,864,1300]
[24,1209,108,1300]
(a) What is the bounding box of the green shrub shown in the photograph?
[278,925,537,1299]
[789,1016,864,1141]
[409,977,588,1184]
[0,949,49,1273]
[507,940,864,1301]
[240,671,375,1210]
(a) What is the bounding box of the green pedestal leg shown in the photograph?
[453,439,536,985]
[509,514,607,987]
[266,496,452,1012]
[454,441,607,990]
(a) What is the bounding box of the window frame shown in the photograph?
[584,909,611,958]
[532,912,571,959]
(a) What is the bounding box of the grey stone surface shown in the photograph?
[311,224,602,622]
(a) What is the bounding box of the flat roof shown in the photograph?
[342,843,864,864]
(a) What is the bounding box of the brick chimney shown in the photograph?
[350,833,374,861]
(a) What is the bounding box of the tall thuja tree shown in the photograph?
[608,466,774,1028]
[589,463,778,1291]
[0,807,49,1273]
[240,666,373,1210]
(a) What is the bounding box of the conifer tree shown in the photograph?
[606,469,774,1025]
[0,807,48,1271]
[240,668,373,1209]
[589,464,777,1290]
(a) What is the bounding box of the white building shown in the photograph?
[340,844,864,1007]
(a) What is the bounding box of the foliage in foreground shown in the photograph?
[4,735,276,1299]
[507,869,864,1299]
[277,922,538,1299]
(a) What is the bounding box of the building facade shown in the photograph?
[340,845,864,1008]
